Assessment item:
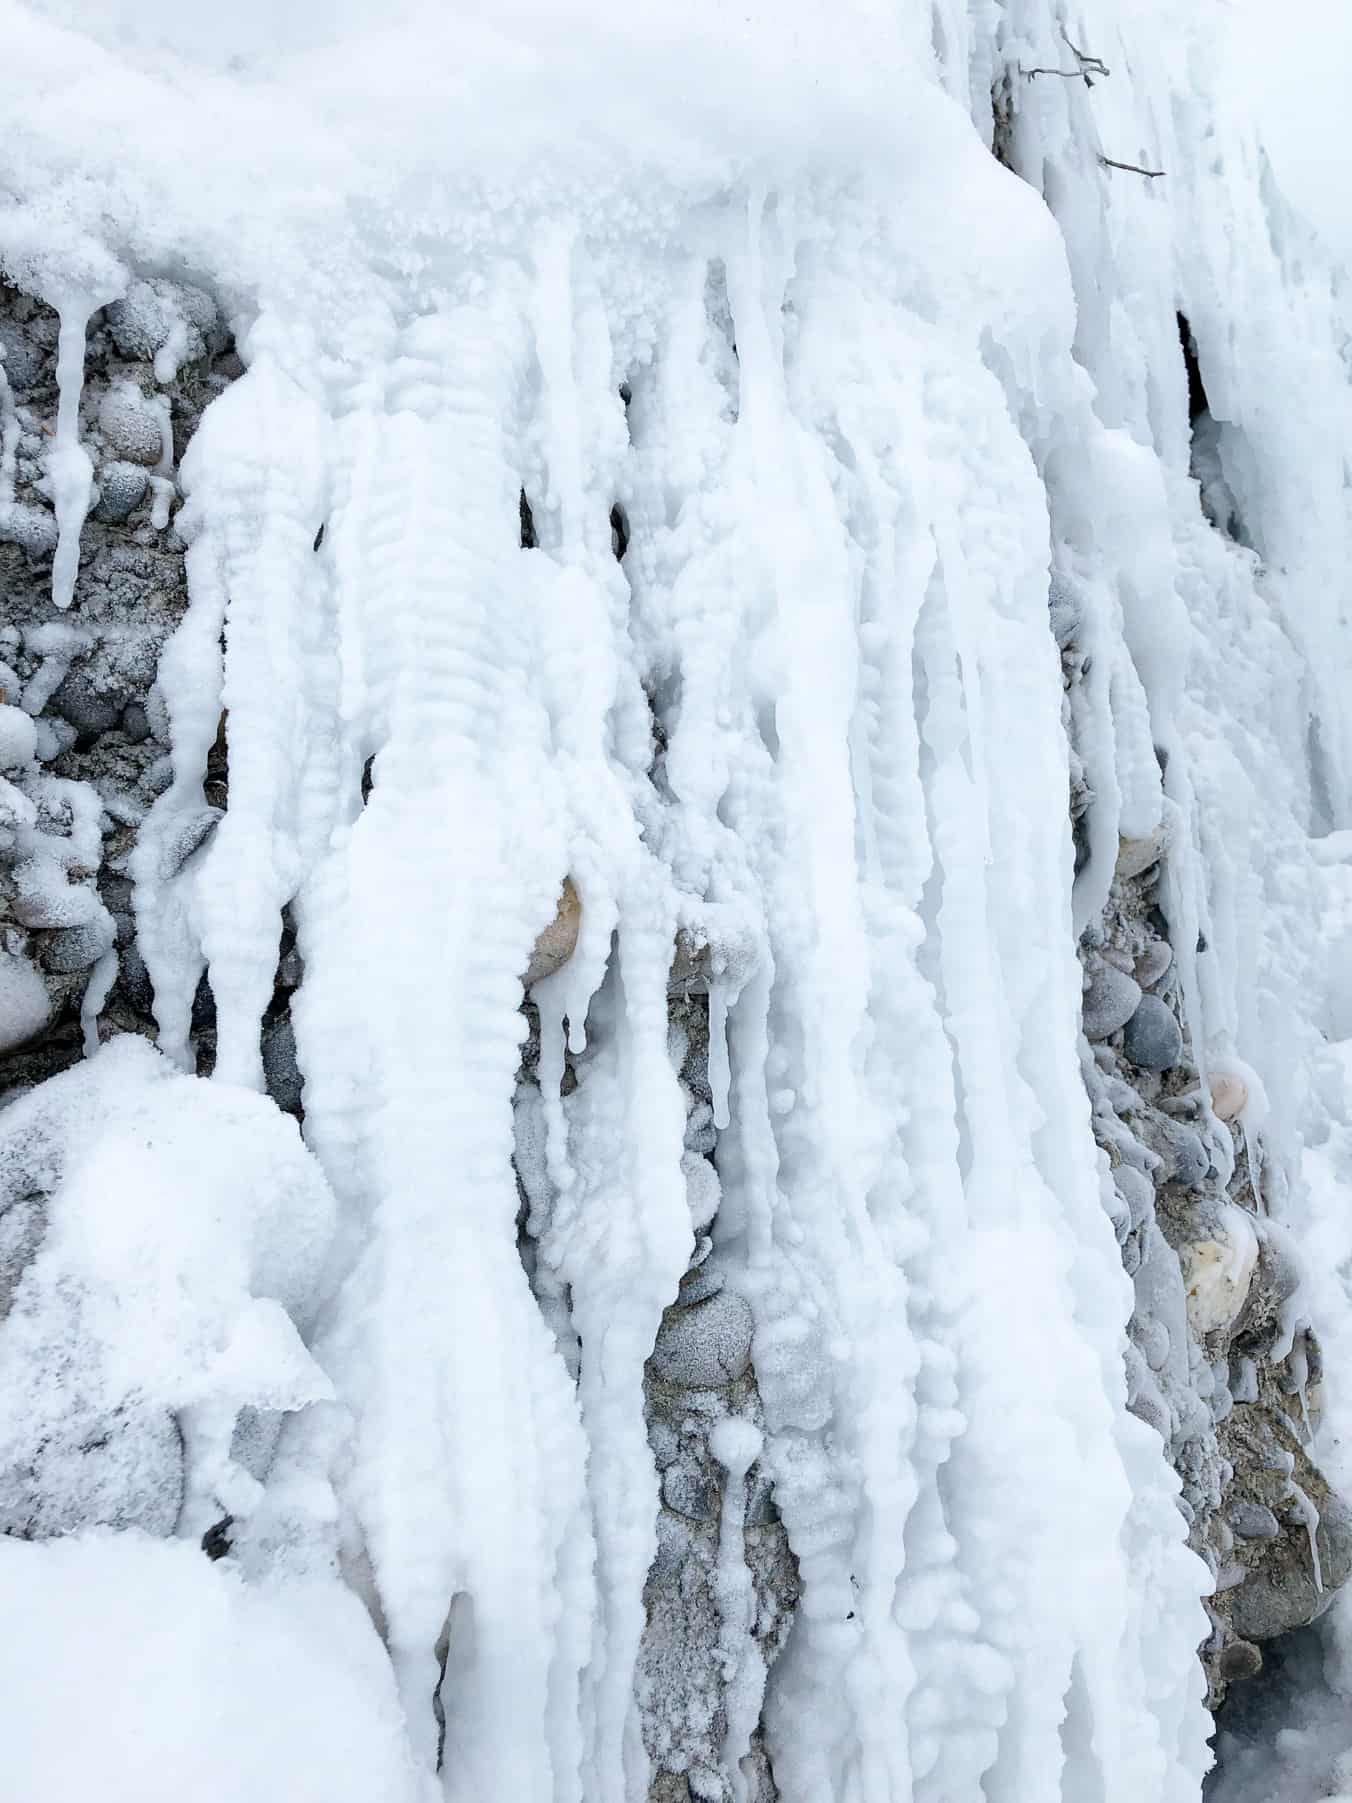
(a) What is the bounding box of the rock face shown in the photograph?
[0,277,237,1092]
[1058,585,1352,1712]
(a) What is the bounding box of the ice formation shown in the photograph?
[0,1,1351,1799]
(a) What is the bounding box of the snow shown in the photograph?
[0,0,1349,1800]
[0,1530,430,1803]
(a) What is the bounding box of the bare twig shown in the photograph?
[1021,64,1091,80]
[1098,153,1165,178]
[1059,24,1110,79]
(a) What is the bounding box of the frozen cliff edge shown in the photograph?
[1,2,1351,1799]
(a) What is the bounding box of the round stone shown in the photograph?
[1123,995,1183,1070]
[1134,939,1173,990]
[1083,960,1142,1041]
[650,1287,755,1389]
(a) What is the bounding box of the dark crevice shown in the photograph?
[312,521,326,553]
[361,754,375,805]
[519,488,537,550]
[204,710,228,811]
[1178,311,1249,545]
[261,904,304,1119]
[1178,312,1208,425]
[610,503,629,561]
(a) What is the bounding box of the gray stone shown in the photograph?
[1114,1162,1155,1230]
[157,806,223,882]
[1123,995,1183,1071]
[1134,939,1174,990]
[0,503,58,557]
[1083,960,1142,1041]
[1048,571,1083,649]
[41,914,116,973]
[661,1462,720,1522]
[98,383,164,466]
[93,459,149,525]
[262,1014,303,1115]
[650,1288,755,1389]
[50,669,122,738]
[1229,1501,1280,1540]
[121,701,151,743]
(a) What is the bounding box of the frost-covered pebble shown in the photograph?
[1116,828,1167,881]
[98,381,165,466]
[93,458,149,524]
[0,503,58,557]
[524,876,580,986]
[0,951,50,1052]
[1134,939,1173,990]
[1210,1072,1249,1123]
[1228,1501,1280,1540]
[1124,995,1183,1071]
[1114,1162,1155,1229]
[1083,959,1142,1041]
[650,1287,755,1388]
[50,669,122,738]
[41,915,116,974]
[0,704,37,771]
[1047,570,1083,649]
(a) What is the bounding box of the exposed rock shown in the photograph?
[1123,994,1183,1071]
[525,877,581,987]
[1134,939,1173,990]
[1116,827,1167,880]
[93,459,149,525]
[0,950,50,1052]
[1210,1072,1248,1123]
[98,380,166,466]
[650,1285,755,1390]
[1083,959,1142,1041]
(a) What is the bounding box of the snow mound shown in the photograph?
[0,1529,427,1803]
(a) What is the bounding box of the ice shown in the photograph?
[0,0,1349,1799]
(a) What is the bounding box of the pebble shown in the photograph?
[525,877,581,986]
[0,703,37,770]
[0,950,51,1052]
[1114,1162,1155,1230]
[94,459,149,524]
[0,503,59,557]
[1228,1501,1280,1540]
[1116,827,1167,881]
[41,914,116,974]
[51,670,122,738]
[1134,939,1173,990]
[1047,571,1083,649]
[1083,960,1142,1041]
[262,1014,303,1115]
[650,1288,755,1389]
[98,382,165,466]
[1210,1072,1248,1123]
[1123,995,1183,1071]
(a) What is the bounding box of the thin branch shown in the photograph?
[1059,24,1110,79]
[1022,64,1092,80]
[1098,154,1165,178]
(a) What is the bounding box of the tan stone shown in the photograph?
[524,877,581,987]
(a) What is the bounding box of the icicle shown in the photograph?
[710,1414,766,1803]
[709,981,733,1131]
[1285,1478,1323,1596]
[80,945,118,1057]
[48,298,96,611]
